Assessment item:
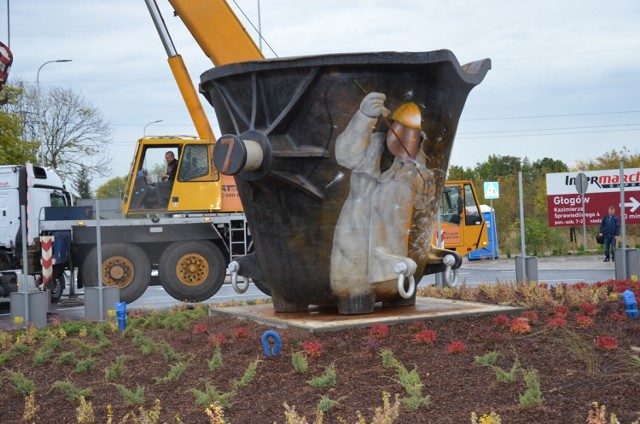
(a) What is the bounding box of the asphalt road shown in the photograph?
[420,254,619,286]
[0,254,629,325]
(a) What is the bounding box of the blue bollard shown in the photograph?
[115,302,127,331]
[623,290,639,318]
[261,330,281,357]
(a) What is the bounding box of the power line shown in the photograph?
[465,110,640,121]
[461,123,640,135]
[458,127,640,140]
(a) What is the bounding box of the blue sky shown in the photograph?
[2,0,640,189]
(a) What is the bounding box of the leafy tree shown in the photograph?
[96,176,126,199]
[0,86,39,164]
[72,165,92,199]
[447,164,474,181]
[574,146,640,170]
[475,155,522,180]
[3,82,112,182]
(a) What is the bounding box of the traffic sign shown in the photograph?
[575,172,589,195]
[484,181,499,199]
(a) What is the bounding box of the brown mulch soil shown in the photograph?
[1,297,640,423]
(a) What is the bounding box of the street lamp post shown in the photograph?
[143,119,163,136]
[36,59,72,163]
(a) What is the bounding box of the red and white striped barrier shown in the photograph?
[40,236,54,289]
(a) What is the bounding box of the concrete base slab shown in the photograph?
[209,297,523,332]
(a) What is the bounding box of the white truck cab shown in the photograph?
[0,164,70,298]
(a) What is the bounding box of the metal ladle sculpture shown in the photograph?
[200,51,490,314]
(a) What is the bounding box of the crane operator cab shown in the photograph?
[123,137,224,214]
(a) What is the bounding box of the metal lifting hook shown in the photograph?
[443,254,459,288]
[227,261,249,293]
[394,261,416,299]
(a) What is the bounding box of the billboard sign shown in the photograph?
[546,168,640,227]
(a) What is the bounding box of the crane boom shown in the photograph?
[169,0,264,66]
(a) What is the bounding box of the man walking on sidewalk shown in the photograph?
[598,205,620,262]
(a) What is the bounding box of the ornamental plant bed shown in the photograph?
[0,280,639,423]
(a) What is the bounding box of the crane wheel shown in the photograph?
[81,243,151,304]
[159,241,225,302]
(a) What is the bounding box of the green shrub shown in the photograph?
[51,379,92,401]
[474,351,499,367]
[154,362,189,384]
[5,370,36,395]
[317,395,346,413]
[208,344,223,371]
[307,363,337,389]
[104,355,129,380]
[291,352,308,373]
[112,383,145,407]
[233,359,260,389]
[189,381,235,409]
[158,342,184,363]
[519,369,543,407]
[490,359,520,384]
[75,358,96,373]
[380,349,400,369]
[56,351,76,365]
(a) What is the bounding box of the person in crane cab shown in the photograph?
[160,151,178,182]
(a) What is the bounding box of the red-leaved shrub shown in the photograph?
[192,323,208,335]
[609,311,628,322]
[415,329,437,344]
[547,316,567,328]
[302,340,323,358]
[520,311,538,323]
[580,302,598,316]
[369,324,389,339]
[575,315,594,328]
[493,314,510,327]
[554,305,569,318]
[510,318,531,334]
[596,335,618,350]
[207,333,227,346]
[231,327,249,338]
[446,340,467,354]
